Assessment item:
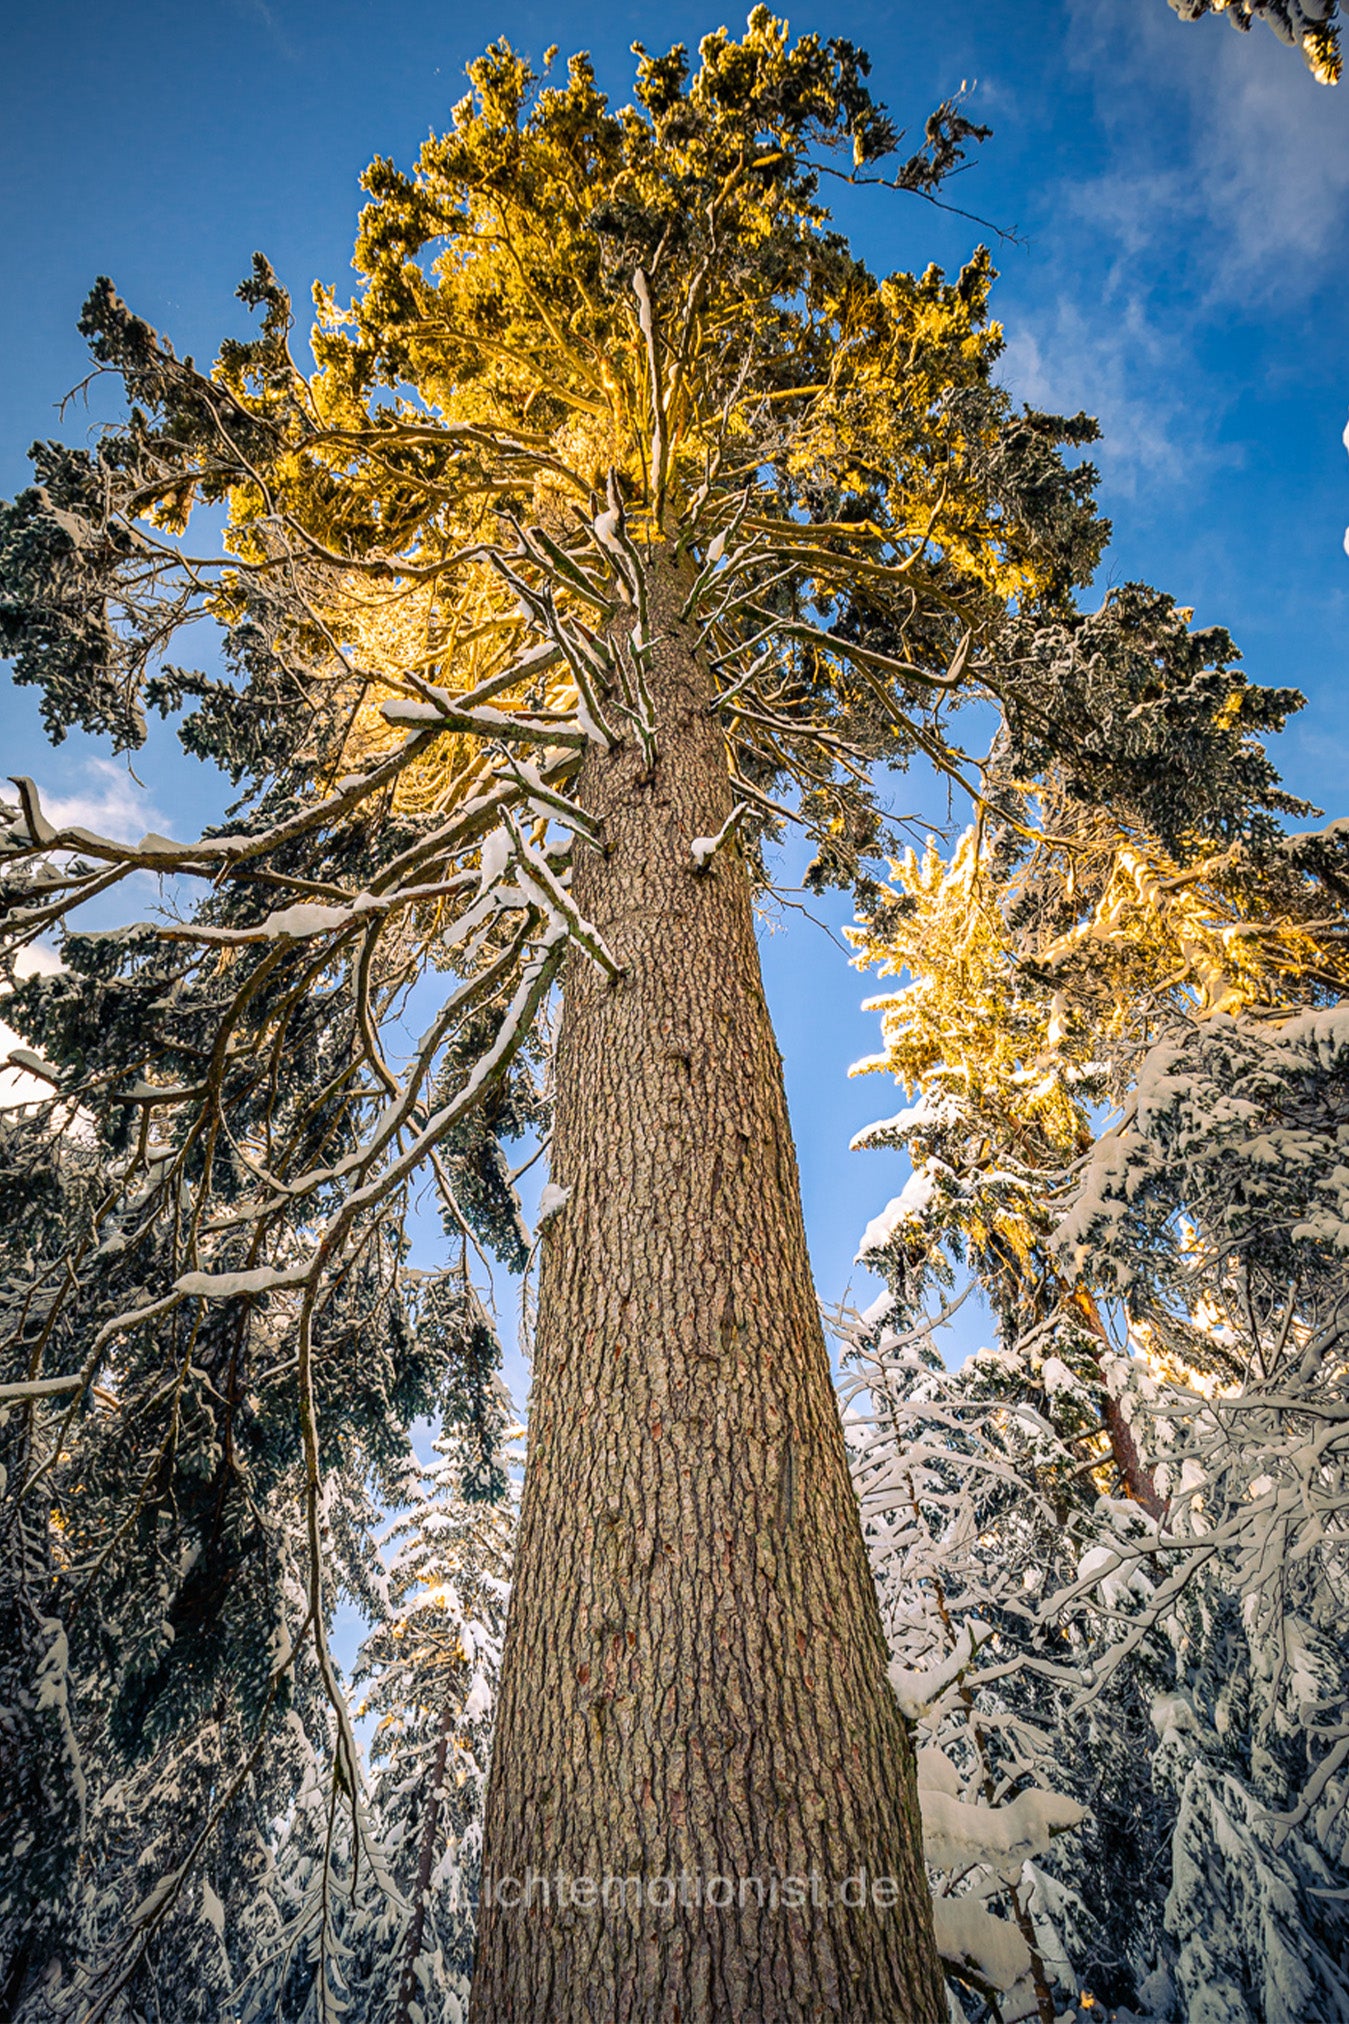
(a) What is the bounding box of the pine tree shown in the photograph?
[845,592,1349,2018]
[234,1413,516,2024]
[0,16,1123,2017]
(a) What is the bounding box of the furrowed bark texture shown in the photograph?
[470,559,943,2024]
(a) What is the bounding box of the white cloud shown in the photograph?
[0,758,174,1109]
[1188,35,1349,292]
[995,0,1346,497]
[1000,292,1238,490]
[1,945,63,1110]
[38,757,167,842]
[13,947,61,978]
[1064,0,1349,301]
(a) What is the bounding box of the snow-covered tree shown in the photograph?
[0,15,1132,2018]
[839,1313,1093,2024]
[235,1412,516,2024]
[350,1418,514,2024]
[845,603,1349,2018]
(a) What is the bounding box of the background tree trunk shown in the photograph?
[470,558,944,2024]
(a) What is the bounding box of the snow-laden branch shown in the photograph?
[689,802,749,872]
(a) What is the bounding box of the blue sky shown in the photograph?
[2,0,1346,1376]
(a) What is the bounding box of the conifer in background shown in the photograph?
[846,591,1349,2017]
[235,1415,515,2024]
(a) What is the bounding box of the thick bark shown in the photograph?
[470,560,944,2023]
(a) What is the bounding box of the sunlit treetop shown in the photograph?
[846,613,1349,1337]
[3,9,1107,885]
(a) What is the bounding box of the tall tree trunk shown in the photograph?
[470,557,944,2023]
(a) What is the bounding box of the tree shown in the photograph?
[234,1412,516,2024]
[841,1319,1137,2023]
[351,1417,515,2024]
[1167,0,1341,83]
[844,591,1349,2016]
[844,1285,1349,2022]
[0,1070,388,2024]
[0,14,1120,2017]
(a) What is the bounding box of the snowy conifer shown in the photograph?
[846,601,1349,2018]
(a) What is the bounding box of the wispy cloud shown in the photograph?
[997,0,1346,497]
[40,757,168,843]
[1063,0,1349,300]
[1185,37,1349,293]
[1000,292,1239,490]
[228,0,300,65]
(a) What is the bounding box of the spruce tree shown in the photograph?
[846,590,1349,2017]
[0,16,1113,2018]
[353,1419,516,2024]
[235,1416,516,2024]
